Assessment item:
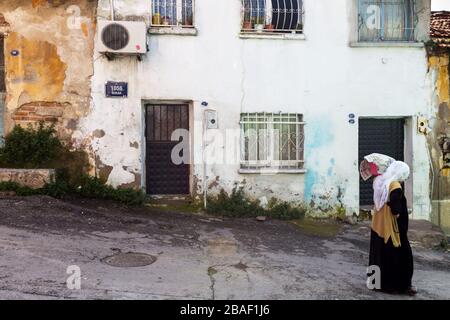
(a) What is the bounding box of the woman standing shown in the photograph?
[360,154,417,295]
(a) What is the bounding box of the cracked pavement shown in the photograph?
[0,195,449,300]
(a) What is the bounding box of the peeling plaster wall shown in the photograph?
[0,0,96,142]
[428,54,449,191]
[427,52,450,232]
[86,0,433,217]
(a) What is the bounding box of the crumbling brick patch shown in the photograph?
[12,101,70,124]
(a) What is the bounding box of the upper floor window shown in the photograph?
[358,0,415,42]
[151,0,194,28]
[241,0,304,34]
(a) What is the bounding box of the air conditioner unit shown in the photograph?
[97,20,147,55]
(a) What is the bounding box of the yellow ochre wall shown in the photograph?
[428,53,450,234]
[0,0,96,142]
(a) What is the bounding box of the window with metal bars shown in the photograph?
[358,0,415,42]
[241,0,304,34]
[0,35,5,143]
[151,0,194,27]
[240,113,305,170]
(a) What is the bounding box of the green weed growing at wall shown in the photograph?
[207,185,307,220]
[0,124,146,206]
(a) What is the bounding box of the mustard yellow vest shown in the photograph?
[371,181,402,248]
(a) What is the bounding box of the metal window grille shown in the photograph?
[240,113,305,170]
[151,0,194,27]
[241,0,304,34]
[358,0,415,42]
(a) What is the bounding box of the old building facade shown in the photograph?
[1,0,444,222]
[85,0,433,219]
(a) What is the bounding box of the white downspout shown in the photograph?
[203,109,209,210]
[202,108,215,210]
[203,111,208,210]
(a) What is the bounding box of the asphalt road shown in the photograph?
[0,195,448,300]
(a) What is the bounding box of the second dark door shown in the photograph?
[359,118,405,206]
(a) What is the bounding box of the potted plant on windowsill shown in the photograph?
[243,20,253,31]
[254,17,264,33]
[242,9,252,31]
[184,15,193,27]
[152,12,161,25]
[162,16,171,26]
[264,2,273,32]
[264,23,274,32]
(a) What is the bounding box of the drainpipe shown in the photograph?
[438,168,442,228]
[426,142,435,220]
[110,0,115,21]
[202,106,215,210]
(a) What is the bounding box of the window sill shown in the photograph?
[239,32,306,40]
[239,168,307,174]
[149,27,198,36]
[349,41,424,48]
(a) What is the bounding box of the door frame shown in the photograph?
[357,116,413,210]
[141,100,194,196]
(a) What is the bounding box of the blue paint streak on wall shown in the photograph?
[304,117,334,201]
[328,158,336,176]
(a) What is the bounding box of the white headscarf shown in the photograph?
[373,161,410,211]
[360,153,395,181]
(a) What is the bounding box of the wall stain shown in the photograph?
[427,52,450,233]
[129,141,139,149]
[93,129,106,138]
[31,0,47,8]
[6,32,67,102]
[118,173,142,190]
[304,117,335,204]
[428,55,450,194]
[81,22,89,37]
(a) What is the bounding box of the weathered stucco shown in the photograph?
[77,0,434,218]
[0,0,440,221]
[0,0,96,142]
[428,55,450,179]
[427,52,450,233]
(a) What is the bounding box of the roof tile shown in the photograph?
[431,11,450,48]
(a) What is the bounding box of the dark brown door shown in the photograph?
[145,104,190,195]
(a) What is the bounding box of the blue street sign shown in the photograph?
[106,81,128,98]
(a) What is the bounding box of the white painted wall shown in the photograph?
[78,0,433,218]
[432,0,450,11]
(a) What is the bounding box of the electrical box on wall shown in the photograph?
[417,117,429,134]
[205,110,218,129]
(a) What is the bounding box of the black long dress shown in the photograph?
[369,188,414,293]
